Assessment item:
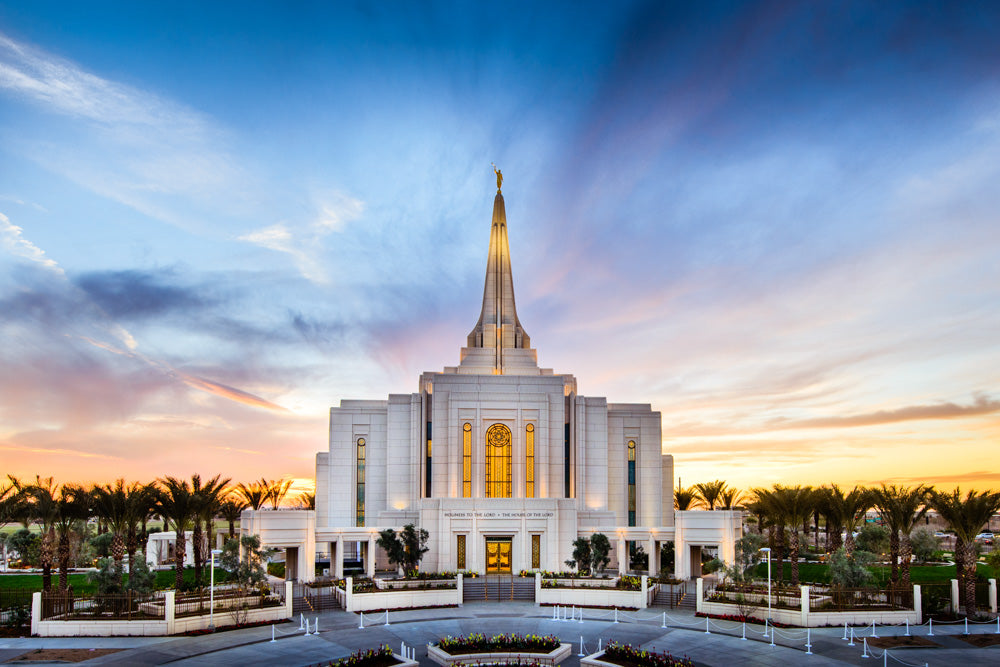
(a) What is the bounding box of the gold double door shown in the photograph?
[485,538,512,573]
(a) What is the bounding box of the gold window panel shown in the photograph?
[356,437,366,527]
[462,423,472,497]
[485,423,512,498]
[456,534,466,570]
[525,423,535,498]
[531,534,541,569]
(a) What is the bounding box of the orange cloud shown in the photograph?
[181,375,288,412]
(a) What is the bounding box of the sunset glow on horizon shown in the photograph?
[1,3,999,495]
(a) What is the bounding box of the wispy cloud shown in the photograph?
[768,394,1000,430]
[0,32,247,231]
[240,192,364,284]
[0,212,62,274]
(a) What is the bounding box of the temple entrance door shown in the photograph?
[485,538,512,574]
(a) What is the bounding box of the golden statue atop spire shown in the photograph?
[492,163,503,193]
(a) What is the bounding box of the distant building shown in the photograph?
[243,180,740,581]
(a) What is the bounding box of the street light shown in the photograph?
[759,547,772,634]
[209,548,223,630]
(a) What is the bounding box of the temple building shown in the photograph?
[242,174,741,581]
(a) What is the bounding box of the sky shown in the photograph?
[1,1,999,496]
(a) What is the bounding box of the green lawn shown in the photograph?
[0,567,230,595]
[750,561,994,586]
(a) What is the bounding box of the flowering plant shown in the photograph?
[437,633,560,655]
[602,641,693,667]
[318,644,395,667]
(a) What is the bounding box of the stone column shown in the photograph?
[617,537,627,575]
[989,578,997,614]
[914,584,922,624]
[30,591,40,636]
[800,585,809,627]
[641,575,648,609]
[285,580,294,617]
[647,536,656,575]
[165,590,176,635]
[334,536,344,579]
[951,578,960,614]
[695,577,703,613]
[457,573,463,606]
[366,535,376,578]
[345,576,353,612]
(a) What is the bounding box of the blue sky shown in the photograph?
[2,1,999,492]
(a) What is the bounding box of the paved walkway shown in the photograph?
[2,603,999,666]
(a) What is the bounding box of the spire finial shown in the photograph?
[492,163,502,193]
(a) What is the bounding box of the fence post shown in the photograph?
[285,580,293,618]
[641,575,648,609]
[800,585,809,627]
[913,584,922,625]
[457,573,463,606]
[165,591,176,635]
[989,578,997,615]
[695,577,703,613]
[535,572,541,605]
[951,579,960,615]
[345,576,353,613]
[31,591,41,636]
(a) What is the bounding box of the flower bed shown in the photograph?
[429,633,571,666]
[316,645,406,667]
[438,633,559,655]
[583,642,692,667]
[694,612,794,628]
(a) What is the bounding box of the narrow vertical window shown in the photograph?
[425,393,432,497]
[485,423,512,498]
[525,423,535,498]
[356,437,366,527]
[627,439,636,527]
[531,534,541,569]
[462,423,472,498]
[564,423,571,498]
[457,534,466,570]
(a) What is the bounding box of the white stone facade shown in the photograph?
[244,185,739,581]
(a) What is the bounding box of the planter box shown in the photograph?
[376,578,457,591]
[427,642,571,666]
[346,588,461,612]
[543,578,617,588]
[537,587,644,610]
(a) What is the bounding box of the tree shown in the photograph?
[266,479,293,510]
[52,483,89,590]
[154,476,196,591]
[693,480,728,510]
[722,532,764,585]
[829,547,875,588]
[234,482,268,511]
[929,488,1000,618]
[26,477,59,591]
[566,537,591,574]
[295,492,316,510]
[590,533,611,574]
[190,474,230,587]
[90,480,133,582]
[771,485,815,586]
[720,487,745,511]
[219,497,249,538]
[909,527,939,564]
[376,524,428,575]
[872,484,930,588]
[674,486,696,511]
[7,528,40,567]
[855,524,889,556]
[220,535,273,627]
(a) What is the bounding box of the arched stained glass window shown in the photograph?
[356,437,366,527]
[462,423,472,498]
[525,424,535,498]
[485,423,512,498]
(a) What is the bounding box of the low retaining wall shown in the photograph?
[535,574,649,609]
[32,582,293,637]
[344,576,461,612]
[427,642,572,666]
[696,578,922,628]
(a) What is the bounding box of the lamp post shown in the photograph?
[209,548,223,630]
[759,547,772,631]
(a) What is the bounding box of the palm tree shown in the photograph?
[155,477,196,591]
[219,496,249,538]
[693,480,728,510]
[190,474,230,586]
[267,479,293,510]
[125,483,156,569]
[0,476,23,570]
[53,484,89,591]
[771,485,815,586]
[295,491,316,510]
[929,488,1000,617]
[720,487,744,511]
[90,480,131,578]
[872,484,930,588]
[674,486,697,511]
[751,486,787,581]
[234,481,268,511]
[27,477,60,591]
[821,485,871,555]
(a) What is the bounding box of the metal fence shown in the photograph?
[809,586,910,612]
[1,589,33,626]
[706,583,802,610]
[40,590,170,621]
